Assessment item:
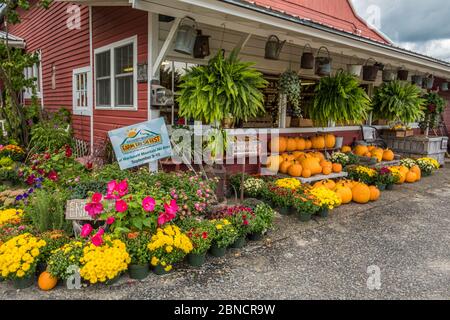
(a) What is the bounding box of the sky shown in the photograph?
[351,0,450,62]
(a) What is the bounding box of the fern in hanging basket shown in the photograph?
[279,70,302,117]
[311,71,371,126]
[372,80,425,124]
[177,49,268,124]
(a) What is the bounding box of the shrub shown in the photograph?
[30,121,73,153]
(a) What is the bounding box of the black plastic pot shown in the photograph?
[153,265,171,276]
[128,264,150,280]
[12,274,35,289]
[248,232,264,241]
[319,208,329,218]
[209,244,226,257]
[297,212,312,222]
[386,184,394,190]
[230,236,246,249]
[188,253,206,267]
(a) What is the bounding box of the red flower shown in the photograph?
[202,232,208,239]
[44,153,51,160]
[86,162,93,170]
[65,146,73,157]
[47,170,58,181]
[243,220,249,226]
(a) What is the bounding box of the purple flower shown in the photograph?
[28,188,34,194]
[15,195,23,201]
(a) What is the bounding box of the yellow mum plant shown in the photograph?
[0,233,46,279]
[79,237,130,284]
[148,224,193,272]
[0,209,23,226]
[275,178,301,190]
[307,187,342,210]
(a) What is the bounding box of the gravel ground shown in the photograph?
[1,167,450,300]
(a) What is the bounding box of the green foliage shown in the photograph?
[177,49,268,124]
[69,181,107,200]
[25,188,72,234]
[249,203,275,234]
[122,232,151,265]
[311,71,371,126]
[178,218,215,255]
[419,92,448,130]
[279,70,302,117]
[47,240,84,280]
[372,80,425,124]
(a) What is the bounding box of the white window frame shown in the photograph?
[24,51,42,99]
[94,35,138,110]
[72,66,92,116]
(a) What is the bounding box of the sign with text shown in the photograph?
[108,118,172,170]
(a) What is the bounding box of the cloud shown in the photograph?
[351,0,450,61]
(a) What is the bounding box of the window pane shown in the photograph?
[115,75,133,106]
[96,51,110,78]
[115,44,133,75]
[96,79,111,106]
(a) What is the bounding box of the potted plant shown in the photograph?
[347,165,378,186]
[375,167,397,190]
[419,92,447,136]
[268,184,295,215]
[306,187,342,218]
[47,240,85,285]
[416,158,438,177]
[279,70,302,118]
[0,233,47,289]
[209,219,238,257]
[292,192,320,222]
[182,220,215,267]
[124,232,151,280]
[372,80,425,125]
[229,207,255,249]
[248,203,276,241]
[242,177,266,199]
[310,71,371,127]
[148,224,193,275]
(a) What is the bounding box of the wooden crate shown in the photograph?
[382,129,414,138]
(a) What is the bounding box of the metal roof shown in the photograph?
[0,31,26,48]
[220,0,450,69]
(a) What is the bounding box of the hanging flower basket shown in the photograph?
[300,43,314,69]
[315,46,332,76]
[362,58,379,81]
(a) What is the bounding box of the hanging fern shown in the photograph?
[311,71,371,126]
[372,80,425,124]
[177,49,268,124]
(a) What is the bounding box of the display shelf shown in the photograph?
[277,171,348,184]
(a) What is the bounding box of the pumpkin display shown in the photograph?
[301,158,322,175]
[296,138,306,151]
[38,271,58,291]
[410,165,421,181]
[332,163,342,173]
[286,138,297,152]
[322,166,332,175]
[279,161,292,174]
[288,164,303,177]
[405,171,417,183]
[341,146,352,153]
[324,134,336,148]
[270,137,287,153]
[382,149,395,161]
[305,139,312,150]
[354,145,369,156]
[369,186,380,201]
[324,179,336,190]
[312,135,325,149]
[352,183,371,204]
[335,186,353,204]
[302,168,312,178]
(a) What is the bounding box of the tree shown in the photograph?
[0,0,52,146]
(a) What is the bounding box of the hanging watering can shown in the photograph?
[193,30,210,59]
[411,74,423,87]
[315,46,332,76]
[347,55,362,77]
[382,64,397,82]
[300,43,314,69]
[362,58,379,81]
[265,35,286,60]
[441,82,449,91]
[174,17,198,56]
[397,68,409,81]
[423,75,434,90]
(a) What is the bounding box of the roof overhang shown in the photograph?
[0,31,26,48]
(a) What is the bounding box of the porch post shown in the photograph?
[148,12,159,172]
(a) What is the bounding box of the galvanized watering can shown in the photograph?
[265,35,286,60]
[382,64,397,82]
[174,17,198,56]
[315,46,332,76]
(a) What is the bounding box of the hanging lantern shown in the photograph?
[193,30,210,59]
[173,17,198,56]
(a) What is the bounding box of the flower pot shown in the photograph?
[315,46,332,76]
[377,184,386,191]
[230,236,246,249]
[362,58,379,82]
[188,253,206,267]
[36,262,47,276]
[386,184,394,191]
[128,264,150,280]
[105,274,121,285]
[319,208,329,218]
[209,244,227,257]
[12,274,35,289]
[153,265,171,276]
[278,207,291,215]
[422,171,432,177]
[0,276,4,282]
[297,212,311,222]
[248,232,264,241]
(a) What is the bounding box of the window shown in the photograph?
[24,52,42,99]
[72,66,92,116]
[94,36,137,109]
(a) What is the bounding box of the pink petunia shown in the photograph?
[47,170,58,182]
[106,216,115,225]
[105,180,118,199]
[92,192,103,203]
[91,232,104,247]
[115,199,128,213]
[116,179,129,197]
[84,202,104,217]
[142,196,156,212]
[157,211,175,226]
[164,199,179,216]
[80,224,93,238]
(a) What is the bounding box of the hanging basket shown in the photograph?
[174,17,198,56]
[362,58,379,81]
[382,64,397,82]
[347,55,362,77]
[300,43,314,69]
[423,75,435,89]
[441,82,449,91]
[315,46,332,76]
[411,74,423,87]
[397,68,409,81]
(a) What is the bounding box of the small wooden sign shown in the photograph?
[65,199,92,221]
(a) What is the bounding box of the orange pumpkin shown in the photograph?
[320,159,332,167]
[354,145,369,156]
[368,145,376,152]
[286,138,297,152]
[382,149,395,161]
[369,186,381,201]
[301,158,322,175]
[322,166,332,175]
[352,183,371,204]
[270,137,287,153]
[335,186,353,204]
[341,146,352,153]
[406,171,417,183]
[302,168,312,178]
[38,271,58,291]
[324,134,336,148]
[312,135,326,149]
[332,163,342,173]
[305,139,312,150]
[288,164,303,177]
[312,152,325,161]
[296,138,306,151]
[324,179,336,190]
[279,161,292,174]
[410,165,421,181]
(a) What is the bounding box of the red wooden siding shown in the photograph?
[242,0,390,44]
[91,6,148,148]
[8,1,91,142]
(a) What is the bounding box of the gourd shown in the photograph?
[288,164,303,177]
[332,163,343,173]
[270,137,287,153]
[279,161,292,174]
[341,146,352,153]
[38,271,58,291]
[352,183,371,204]
[296,138,306,151]
[405,171,417,183]
[335,186,352,204]
[382,149,395,161]
[324,134,336,148]
[286,138,297,152]
[312,135,325,149]
[302,169,312,178]
[354,145,369,156]
[369,186,380,201]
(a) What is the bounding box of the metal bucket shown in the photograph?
[301,43,314,69]
[347,56,362,77]
[362,58,379,81]
[382,64,397,82]
[398,69,409,81]
[423,75,434,89]
[315,46,332,76]
[412,75,423,87]
[174,17,198,56]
